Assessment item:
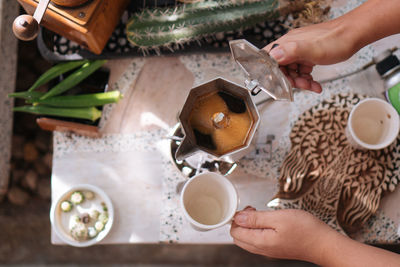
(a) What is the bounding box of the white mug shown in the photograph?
[180,172,238,231]
[346,98,399,150]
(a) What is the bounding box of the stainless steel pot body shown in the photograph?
[175,77,260,161]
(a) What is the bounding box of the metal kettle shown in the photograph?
[175,78,261,161]
[175,39,293,161]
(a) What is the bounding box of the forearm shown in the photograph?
[336,0,400,53]
[317,231,400,267]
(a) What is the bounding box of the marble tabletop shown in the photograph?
[51,0,400,245]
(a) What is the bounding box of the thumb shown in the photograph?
[234,210,276,229]
[268,41,310,65]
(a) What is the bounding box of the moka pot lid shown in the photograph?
[229,39,293,101]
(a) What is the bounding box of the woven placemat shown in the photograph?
[268,94,400,235]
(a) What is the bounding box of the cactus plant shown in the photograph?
[126,0,282,51]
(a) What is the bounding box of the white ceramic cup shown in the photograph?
[180,172,238,231]
[346,98,400,150]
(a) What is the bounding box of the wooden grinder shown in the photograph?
[13,0,129,54]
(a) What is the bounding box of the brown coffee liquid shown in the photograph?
[189,91,253,155]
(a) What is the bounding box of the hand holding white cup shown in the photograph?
[180,172,238,231]
[346,98,399,150]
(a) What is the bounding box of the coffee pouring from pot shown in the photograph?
[175,39,293,162]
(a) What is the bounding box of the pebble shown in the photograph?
[7,187,30,205]
[34,160,49,176]
[12,134,24,146]
[12,135,24,159]
[35,133,50,152]
[11,169,25,184]
[43,153,53,169]
[0,187,8,203]
[8,132,52,204]
[23,170,38,191]
[37,178,51,200]
[23,143,39,162]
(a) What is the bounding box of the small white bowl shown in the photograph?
[50,184,114,247]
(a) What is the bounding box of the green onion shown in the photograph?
[8,91,45,100]
[40,60,107,100]
[28,60,89,92]
[29,91,122,107]
[13,105,102,122]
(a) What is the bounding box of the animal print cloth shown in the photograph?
[268,94,400,235]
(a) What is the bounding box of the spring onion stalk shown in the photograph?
[29,91,122,107]
[28,60,89,92]
[13,105,102,122]
[40,60,107,100]
[8,91,45,100]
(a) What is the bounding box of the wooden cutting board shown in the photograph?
[101,57,194,134]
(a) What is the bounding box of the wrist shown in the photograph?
[309,228,345,266]
[334,0,400,54]
[330,16,363,59]
[337,15,368,55]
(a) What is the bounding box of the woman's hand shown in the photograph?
[230,208,338,264]
[263,18,357,93]
[264,0,400,93]
[231,207,400,267]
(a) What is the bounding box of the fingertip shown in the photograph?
[234,211,249,226]
[311,81,323,93]
[294,77,311,90]
[269,47,285,63]
[270,42,300,65]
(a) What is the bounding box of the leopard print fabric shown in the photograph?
[269,94,400,234]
